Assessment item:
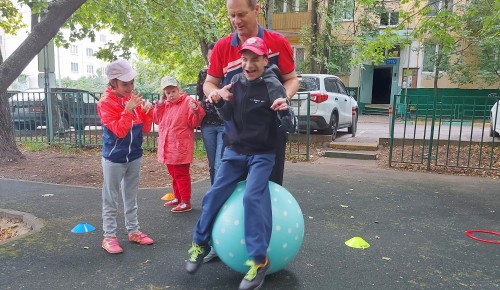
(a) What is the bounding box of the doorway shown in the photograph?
[372,67,392,104]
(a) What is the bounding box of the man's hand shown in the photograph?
[207,83,233,104]
[271,97,289,111]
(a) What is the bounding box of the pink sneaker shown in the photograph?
[128,232,154,245]
[102,237,123,254]
[164,198,179,207]
[171,203,192,213]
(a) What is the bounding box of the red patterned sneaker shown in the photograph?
[102,237,123,254]
[164,198,179,207]
[128,232,154,245]
[171,203,192,213]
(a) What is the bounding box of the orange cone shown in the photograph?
[161,192,175,201]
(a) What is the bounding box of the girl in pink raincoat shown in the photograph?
[153,76,206,213]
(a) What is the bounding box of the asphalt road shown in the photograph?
[1,157,499,289]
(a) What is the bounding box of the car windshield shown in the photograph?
[298,77,320,92]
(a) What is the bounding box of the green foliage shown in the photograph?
[55,0,230,84]
[60,76,107,93]
[0,0,25,34]
[302,0,387,74]
[448,0,500,86]
[353,0,500,91]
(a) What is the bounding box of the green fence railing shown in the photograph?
[6,90,311,160]
[389,93,500,171]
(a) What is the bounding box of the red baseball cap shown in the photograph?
[239,37,268,57]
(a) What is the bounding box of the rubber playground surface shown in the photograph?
[0,158,499,289]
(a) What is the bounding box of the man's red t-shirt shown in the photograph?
[208,26,295,86]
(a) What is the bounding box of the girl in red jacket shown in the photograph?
[154,76,206,213]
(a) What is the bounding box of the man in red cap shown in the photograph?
[186,37,295,290]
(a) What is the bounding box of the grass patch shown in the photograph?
[17,142,85,154]
[18,142,50,152]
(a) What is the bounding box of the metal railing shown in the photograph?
[6,90,311,159]
[389,93,500,171]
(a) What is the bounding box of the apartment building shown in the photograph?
[259,0,498,108]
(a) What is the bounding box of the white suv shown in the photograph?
[490,99,499,138]
[290,74,358,141]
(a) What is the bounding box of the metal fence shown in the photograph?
[5,90,311,160]
[389,93,500,171]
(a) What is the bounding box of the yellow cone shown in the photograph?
[161,192,175,201]
[345,236,370,249]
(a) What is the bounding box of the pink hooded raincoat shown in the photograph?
[153,93,206,165]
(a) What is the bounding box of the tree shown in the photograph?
[1,0,232,164]
[0,0,87,164]
[58,0,230,84]
[299,0,385,74]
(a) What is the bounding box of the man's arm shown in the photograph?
[270,70,299,111]
[281,70,299,99]
[203,75,221,98]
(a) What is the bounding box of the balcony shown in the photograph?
[258,11,312,43]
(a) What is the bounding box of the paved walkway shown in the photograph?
[1,156,499,289]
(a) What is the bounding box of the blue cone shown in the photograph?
[71,222,96,234]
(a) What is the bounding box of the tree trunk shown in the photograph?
[311,0,320,73]
[0,0,87,164]
[265,0,274,29]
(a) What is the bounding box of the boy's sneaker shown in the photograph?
[164,198,179,207]
[128,232,154,245]
[186,242,211,274]
[102,237,123,254]
[171,203,192,213]
[238,258,271,290]
[203,247,218,263]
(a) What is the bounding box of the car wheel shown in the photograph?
[348,114,358,137]
[328,113,339,141]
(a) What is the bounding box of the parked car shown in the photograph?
[490,100,500,137]
[9,88,100,131]
[290,74,358,141]
[183,83,197,100]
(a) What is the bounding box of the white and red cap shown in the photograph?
[239,37,268,57]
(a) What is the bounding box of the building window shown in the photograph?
[86,48,93,57]
[71,62,79,73]
[422,42,449,72]
[342,0,355,20]
[87,65,94,74]
[70,45,78,55]
[380,11,399,26]
[428,0,453,15]
[274,0,308,12]
[423,44,436,72]
[100,34,107,42]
